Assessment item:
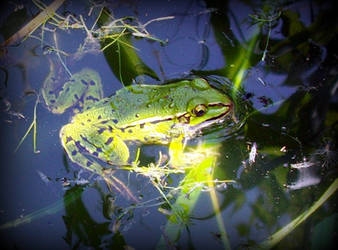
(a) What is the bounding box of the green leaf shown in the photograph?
[101,34,159,86]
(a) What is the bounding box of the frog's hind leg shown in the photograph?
[94,130,131,166]
[59,124,137,201]
[60,125,107,176]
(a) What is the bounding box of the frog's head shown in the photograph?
[177,78,233,133]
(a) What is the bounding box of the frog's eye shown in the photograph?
[193,104,207,117]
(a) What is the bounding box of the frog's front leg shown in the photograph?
[168,135,188,168]
[42,60,103,114]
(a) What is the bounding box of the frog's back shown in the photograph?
[109,81,198,125]
[73,78,230,128]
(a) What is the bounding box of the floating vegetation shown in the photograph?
[249,5,282,62]
[16,0,173,59]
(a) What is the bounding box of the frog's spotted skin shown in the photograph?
[42,62,233,179]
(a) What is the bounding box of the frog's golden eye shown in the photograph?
[193,104,207,117]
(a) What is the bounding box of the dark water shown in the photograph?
[0,0,337,249]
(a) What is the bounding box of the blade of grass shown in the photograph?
[100,28,127,52]
[53,31,72,77]
[0,186,82,230]
[32,95,39,153]
[207,171,231,250]
[14,96,40,153]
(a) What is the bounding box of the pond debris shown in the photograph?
[249,142,257,165]
[287,159,322,190]
[222,32,235,47]
[290,161,314,169]
[60,178,71,187]
[249,7,281,62]
[0,97,25,122]
[3,0,170,63]
[287,168,321,190]
[112,219,121,233]
[261,122,270,127]
[1,98,11,112]
[6,109,25,120]
[257,76,267,86]
[280,146,287,152]
[258,96,273,107]
[37,170,52,184]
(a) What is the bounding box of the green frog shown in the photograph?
[42,61,234,179]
